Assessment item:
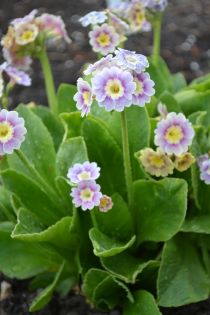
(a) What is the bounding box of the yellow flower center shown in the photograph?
[80,188,94,201]
[100,197,108,208]
[0,122,13,143]
[165,125,184,144]
[105,79,124,99]
[83,91,91,105]
[78,171,91,181]
[134,78,143,95]
[126,55,138,65]
[20,30,34,42]
[132,10,145,28]
[97,32,111,47]
[149,155,164,168]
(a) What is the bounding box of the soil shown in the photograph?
[0,0,210,314]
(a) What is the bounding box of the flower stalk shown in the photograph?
[121,109,133,207]
[38,48,58,115]
[152,13,162,64]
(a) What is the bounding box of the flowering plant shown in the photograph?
[0,3,210,315]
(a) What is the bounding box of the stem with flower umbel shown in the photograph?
[152,12,163,64]
[38,48,58,115]
[121,109,133,207]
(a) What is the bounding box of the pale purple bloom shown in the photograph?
[3,47,32,70]
[141,20,152,32]
[67,161,100,184]
[0,63,31,86]
[84,54,116,75]
[199,159,210,184]
[157,102,168,119]
[107,11,129,35]
[92,66,136,112]
[147,0,168,11]
[79,11,107,27]
[197,154,209,169]
[154,112,195,156]
[71,180,102,211]
[89,23,120,56]
[74,78,93,117]
[0,109,27,155]
[11,9,38,27]
[36,14,71,43]
[132,72,155,106]
[114,48,149,72]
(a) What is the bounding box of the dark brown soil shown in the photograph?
[0,0,210,314]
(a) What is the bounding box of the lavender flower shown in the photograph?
[89,23,120,56]
[199,159,210,185]
[0,63,31,86]
[3,48,32,70]
[147,0,168,12]
[73,78,93,117]
[107,11,129,37]
[67,161,100,184]
[36,14,71,43]
[197,154,209,168]
[84,54,116,76]
[92,66,136,111]
[0,73,4,98]
[154,112,195,156]
[139,147,174,177]
[132,72,155,106]
[11,9,38,26]
[114,48,149,72]
[157,102,168,119]
[99,195,113,212]
[71,180,102,210]
[80,11,107,27]
[0,109,27,155]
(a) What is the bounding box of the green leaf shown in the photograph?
[57,83,77,113]
[175,89,210,126]
[60,112,83,139]
[94,193,134,241]
[56,136,88,177]
[12,208,74,250]
[6,105,56,186]
[101,252,158,283]
[83,268,133,310]
[133,178,188,243]
[0,222,59,279]
[0,186,15,222]
[32,105,64,151]
[158,91,181,113]
[108,107,150,180]
[89,228,136,257]
[181,215,210,234]
[124,290,162,315]
[172,72,187,93]
[82,115,125,196]
[157,235,209,307]
[30,261,65,312]
[1,169,60,225]
[148,57,173,97]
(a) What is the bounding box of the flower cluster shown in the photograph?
[80,10,128,55]
[67,161,113,211]
[1,10,71,70]
[74,49,155,115]
[147,0,168,12]
[0,109,27,155]
[138,112,195,177]
[197,154,210,185]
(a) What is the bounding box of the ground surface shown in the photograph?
[0,0,210,314]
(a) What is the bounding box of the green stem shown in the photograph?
[38,49,58,115]
[152,13,162,64]
[121,110,133,207]
[1,81,15,110]
[15,150,62,211]
[90,210,98,228]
